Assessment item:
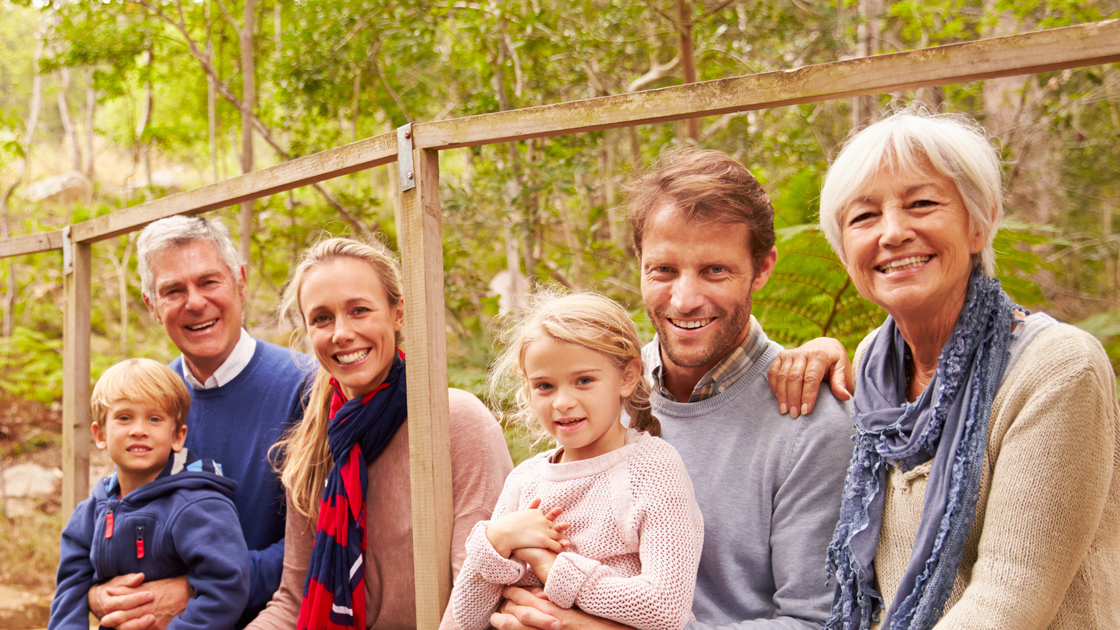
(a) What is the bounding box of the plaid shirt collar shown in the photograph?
[650,315,766,403]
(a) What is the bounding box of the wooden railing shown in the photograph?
[2,19,1118,627]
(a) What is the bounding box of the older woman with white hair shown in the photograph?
[777,109,1120,630]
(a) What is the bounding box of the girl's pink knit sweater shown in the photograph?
[451,430,704,630]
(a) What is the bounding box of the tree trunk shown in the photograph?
[603,134,622,247]
[494,29,532,280]
[1,36,44,338]
[352,67,361,195]
[851,0,883,128]
[980,4,1057,227]
[84,67,96,186]
[676,0,699,141]
[206,0,219,183]
[554,189,584,287]
[144,0,375,236]
[239,0,256,268]
[136,44,154,189]
[629,125,642,171]
[273,1,282,52]
[117,236,134,356]
[57,66,82,172]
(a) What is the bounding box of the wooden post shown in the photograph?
[398,147,453,627]
[61,240,92,521]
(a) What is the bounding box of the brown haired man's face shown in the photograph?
[639,204,776,388]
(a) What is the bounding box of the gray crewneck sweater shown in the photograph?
[644,335,854,629]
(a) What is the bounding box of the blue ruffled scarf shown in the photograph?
[826,269,1016,630]
[298,354,408,630]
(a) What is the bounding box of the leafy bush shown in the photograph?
[0,327,63,405]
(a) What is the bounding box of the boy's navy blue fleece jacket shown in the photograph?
[49,449,249,630]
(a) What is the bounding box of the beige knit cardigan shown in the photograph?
[854,322,1120,629]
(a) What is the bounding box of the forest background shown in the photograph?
[1,0,1119,610]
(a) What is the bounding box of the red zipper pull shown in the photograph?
[105,511,114,539]
[135,525,145,559]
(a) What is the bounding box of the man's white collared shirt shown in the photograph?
[182,328,257,389]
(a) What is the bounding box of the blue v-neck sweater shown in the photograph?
[170,341,313,618]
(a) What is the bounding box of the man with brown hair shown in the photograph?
[494,147,854,629]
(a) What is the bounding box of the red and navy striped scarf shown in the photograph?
[297,354,408,630]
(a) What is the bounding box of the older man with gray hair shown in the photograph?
[88,216,313,629]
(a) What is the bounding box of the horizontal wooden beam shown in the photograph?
[69,132,397,245]
[1,132,396,258]
[1,19,1117,258]
[0,231,63,258]
[415,19,1120,149]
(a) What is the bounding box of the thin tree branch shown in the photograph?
[583,59,613,96]
[333,13,372,53]
[503,33,523,99]
[371,52,411,122]
[638,0,679,31]
[210,0,240,31]
[696,0,737,21]
[138,0,376,237]
[699,111,738,142]
[626,55,680,92]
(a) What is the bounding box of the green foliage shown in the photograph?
[756,167,883,349]
[992,220,1060,307]
[1075,310,1120,371]
[757,224,886,350]
[0,327,62,404]
[0,324,119,406]
[1073,310,1120,403]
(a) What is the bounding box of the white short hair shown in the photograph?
[137,216,243,300]
[819,109,1004,276]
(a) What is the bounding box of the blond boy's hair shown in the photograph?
[91,358,191,430]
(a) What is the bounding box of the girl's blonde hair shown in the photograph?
[271,236,404,521]
[490,290,659,442]
[91,358,191,430]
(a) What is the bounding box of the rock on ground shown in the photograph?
[20,172,91,204]
[0,585,51,630]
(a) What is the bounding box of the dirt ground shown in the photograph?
[1,397,110,630]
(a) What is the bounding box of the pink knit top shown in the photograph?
[451,430,704,630]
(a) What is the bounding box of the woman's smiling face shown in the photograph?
[300,257,404,400]
[840,162,985,326]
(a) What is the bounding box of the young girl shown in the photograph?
[451,292,704,630]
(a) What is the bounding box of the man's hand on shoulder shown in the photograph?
[490,586,633,630]
[89,573,191,630]
[769,337,852,418]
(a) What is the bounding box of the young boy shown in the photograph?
[49,358,249,630]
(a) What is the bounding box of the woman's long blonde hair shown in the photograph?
[271,237,404,521]
[490,290,659,443]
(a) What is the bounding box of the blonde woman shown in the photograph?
[247,237,512,630]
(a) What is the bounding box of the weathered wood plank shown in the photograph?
[0,231,63,259]
[61,243,92,521]
[415,19,1120,149]
[399,148,454,628]
[68,131,398,244]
